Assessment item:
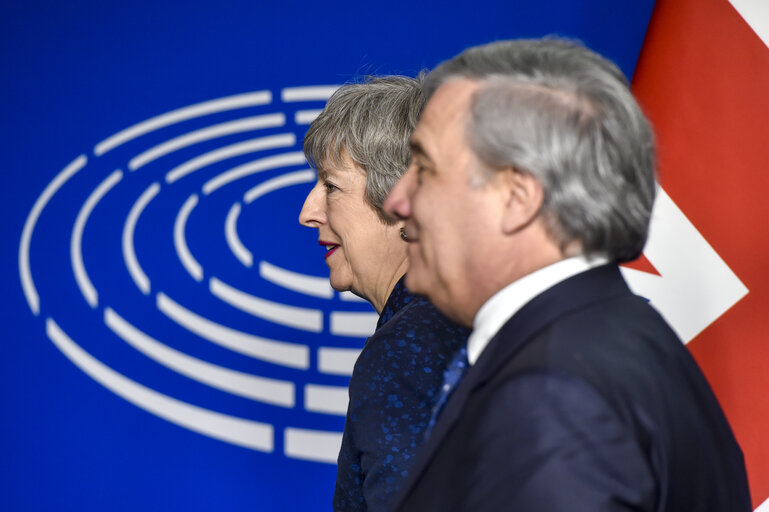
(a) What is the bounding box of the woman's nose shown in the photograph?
[299,181,326,227]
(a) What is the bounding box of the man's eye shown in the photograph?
[415,164,430,184]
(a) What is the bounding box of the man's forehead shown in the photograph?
[411,78,479,156]
[427,79,478,122]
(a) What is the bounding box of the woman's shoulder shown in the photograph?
[374,297,469,354]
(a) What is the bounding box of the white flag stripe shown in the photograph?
[621,187,748,343]
[729,0,769,50]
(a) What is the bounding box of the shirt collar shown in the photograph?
[467,255,609,365]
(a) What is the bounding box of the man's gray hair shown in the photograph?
[303,75,425,223]
[425,39,656,262]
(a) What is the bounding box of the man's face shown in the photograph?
[384,79,506,326]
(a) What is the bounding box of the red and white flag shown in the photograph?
[630,0,769,509]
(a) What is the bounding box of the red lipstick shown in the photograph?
[319,240,340,259]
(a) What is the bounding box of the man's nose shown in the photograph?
[384,166,415,220]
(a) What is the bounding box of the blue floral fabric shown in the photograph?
[333,277,469,511]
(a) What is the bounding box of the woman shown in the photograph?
[299,76,469,511]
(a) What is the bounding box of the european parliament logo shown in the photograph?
[18,87,377,463]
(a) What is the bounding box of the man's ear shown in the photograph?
[498,167,544,234]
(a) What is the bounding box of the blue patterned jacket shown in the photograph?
[333,277,469,511]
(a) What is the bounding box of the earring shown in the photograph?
[400,227,408,241]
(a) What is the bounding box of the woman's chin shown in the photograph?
[328,277,352,294]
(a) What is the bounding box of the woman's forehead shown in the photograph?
[318,152,365,178]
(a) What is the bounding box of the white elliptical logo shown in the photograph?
[19,87,382,463]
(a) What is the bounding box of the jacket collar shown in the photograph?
[392,264,632,509]
[376,275,413,330]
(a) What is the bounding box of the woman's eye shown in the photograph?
[324,181,339,193]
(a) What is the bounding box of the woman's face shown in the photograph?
[299,153,406,307]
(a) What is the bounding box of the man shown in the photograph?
[383,39,751,511]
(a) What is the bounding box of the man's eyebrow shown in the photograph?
[409,140,431,161]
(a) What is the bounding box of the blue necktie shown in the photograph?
[425,345,469,439]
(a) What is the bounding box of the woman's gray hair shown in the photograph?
[303,75,425,223]
[424,39,656,262]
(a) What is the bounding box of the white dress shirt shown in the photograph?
[467,256,609,365]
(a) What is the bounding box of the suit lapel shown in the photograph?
[393,265,632,509]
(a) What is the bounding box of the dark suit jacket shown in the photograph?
[392,265,751,511]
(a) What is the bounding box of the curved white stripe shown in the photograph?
[244,169,315,204]
[202,152,307,195]
[46,317,273,451]
[340,290,368,302]
[157,292,310,369]
[295,109,322,125]
[71,170,123,308]
[129,114,286,171]
[19,155,87,315]
[304,384,348,416]
[283,427,342,464]
[210,277,322,332]
[225,202,252,267]
[259,260,334,299]
[281,86,340,102]
[330,311,378,337]
[94,91,272,156]
[165,134,295,184]
[317,347,360,376]
[284,427,342,463]
[174,194,203,281]
[105,308,294,407]
[123,182,160,294]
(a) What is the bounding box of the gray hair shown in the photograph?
[424,39,656,262]
[303,75,425,223]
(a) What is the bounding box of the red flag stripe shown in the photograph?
[632,0,769,507]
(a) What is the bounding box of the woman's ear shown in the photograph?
[498,167,544,234]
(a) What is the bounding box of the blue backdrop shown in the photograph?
[1,2,654,510]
